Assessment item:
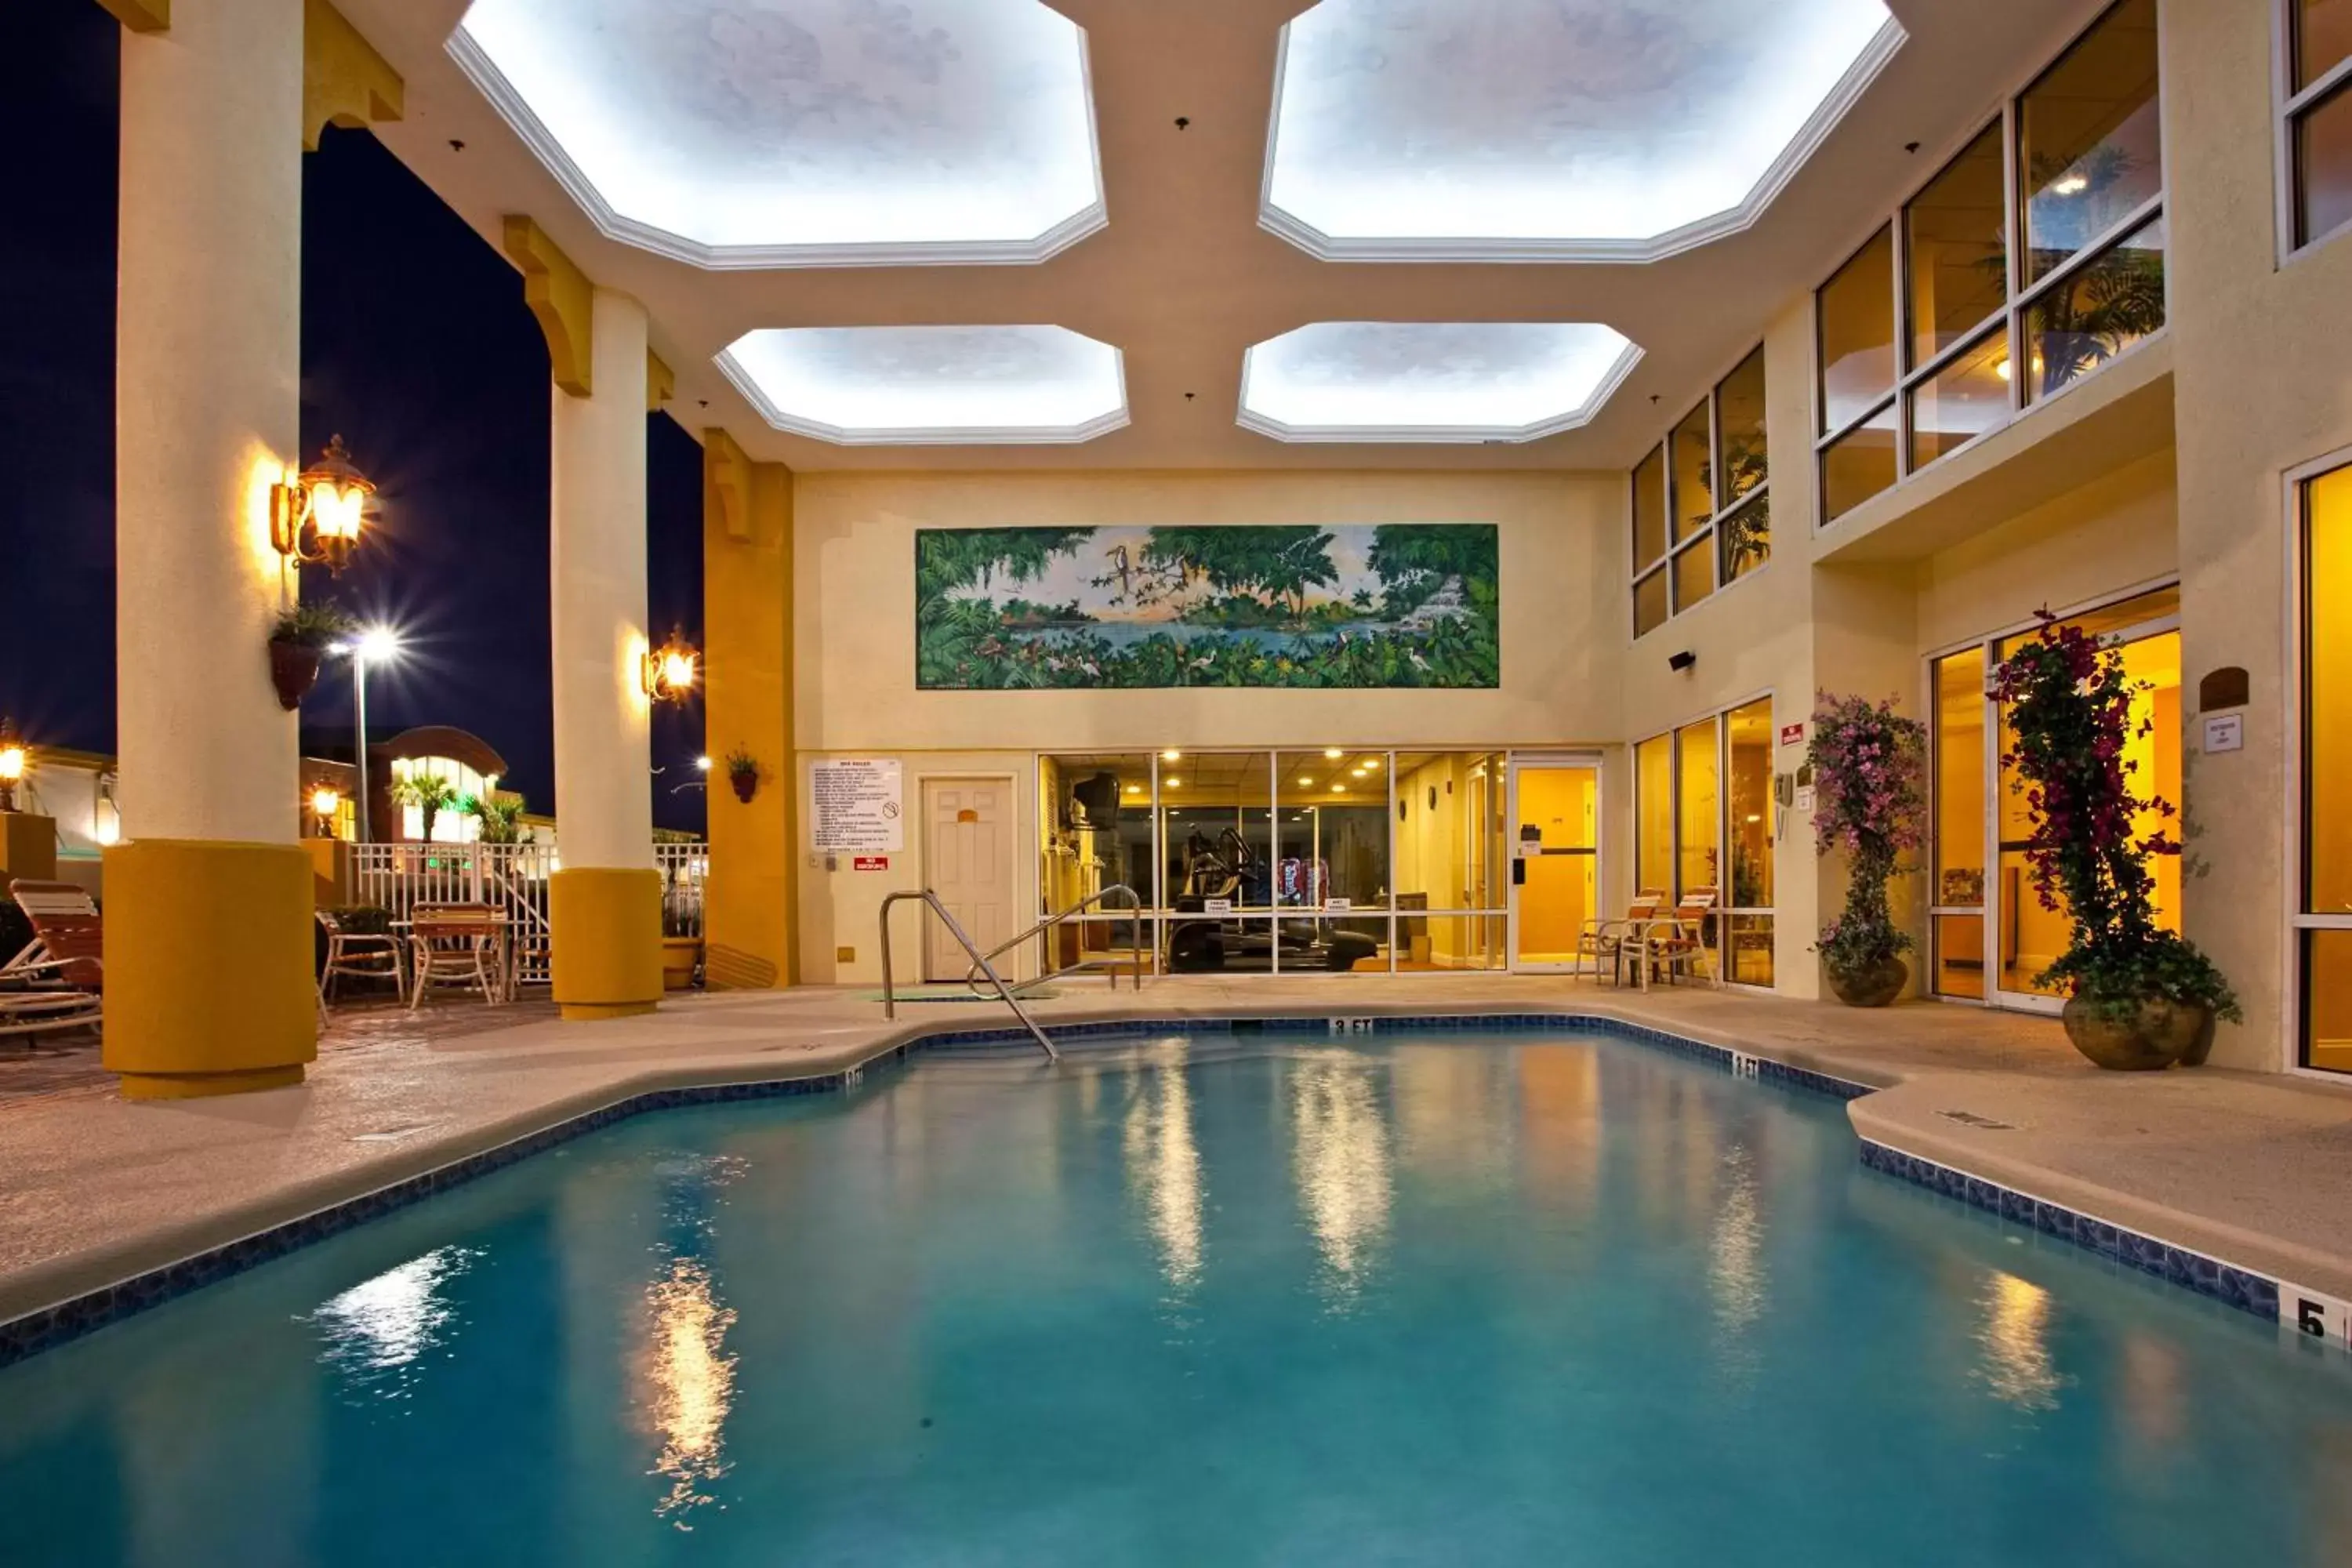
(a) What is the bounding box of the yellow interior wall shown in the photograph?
[703,448,797,988]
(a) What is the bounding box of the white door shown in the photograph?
[923,778,1014,982]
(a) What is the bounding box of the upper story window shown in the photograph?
[2285,0,2352,252]
[1817,0,2165,525]
[1631,344,1769,638]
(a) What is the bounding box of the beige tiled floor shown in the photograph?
[5,975,2352,1328]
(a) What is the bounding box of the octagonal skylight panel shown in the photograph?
[451,1,1104,267]
[1264,0,1904,262]
[1239,322,1641,443]
[717,325,1128,444]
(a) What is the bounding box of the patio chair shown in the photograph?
[318,909,406,1014]
[1577,891,1664,985]
[2,880,103,993]
[407,902,506,1010]
[1633,889,1720,990]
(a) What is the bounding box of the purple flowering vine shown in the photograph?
[1807,692,1927,973]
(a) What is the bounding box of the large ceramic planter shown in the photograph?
[268,640,321,710]
[1825,956,1907,1008]
[2061,996,2210,1071]
[661,937,702,992]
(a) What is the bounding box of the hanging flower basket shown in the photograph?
[725,747,760,804]
[267,639,321,710]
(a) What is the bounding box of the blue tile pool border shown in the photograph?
[0,1009,2285,1367]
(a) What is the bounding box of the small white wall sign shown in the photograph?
[1792,785,1817,813]
[2202,713,2244,753]
[810,758,905,852]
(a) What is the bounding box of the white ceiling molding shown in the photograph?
[450,1,1106,269]
[1261,0,1905,263]
[1237,322,1644,444]
[716,325,1131,445]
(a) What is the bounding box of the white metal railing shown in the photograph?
[347,841,706,987]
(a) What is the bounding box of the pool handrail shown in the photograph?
[963,883,1147,1000]
[879,888,1060,1062]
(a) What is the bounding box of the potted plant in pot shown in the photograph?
[1993,614,2240,1069]
[724,747,760,804]
[1808,693,1928,1007]
[266,601,355,710]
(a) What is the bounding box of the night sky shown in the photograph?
[0,0,709,833]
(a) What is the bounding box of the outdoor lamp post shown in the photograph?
[270,435,378,576]
[644,628,699,706]
[310,786,342,837]
[0,717,24,813]
[331,627,401,842]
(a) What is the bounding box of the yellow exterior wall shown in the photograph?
[703,442,797,988]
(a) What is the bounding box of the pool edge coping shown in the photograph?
[0,1005,2318,1367]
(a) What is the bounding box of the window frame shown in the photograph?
[2278,0,2352,260]
[1630,343,1771,638]
[1814,0,2170,528]
[1629,691,1779,992]
[2287,445,2352,1078]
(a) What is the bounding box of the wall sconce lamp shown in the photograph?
[1668,650,1697,673]
[270,435,377,575]
[644,627,700,706]
[0,717,24,813]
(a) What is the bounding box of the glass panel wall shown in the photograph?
[1162,750,1274,973]
[1039,752,1158,974]
[1276,750,1392,974]
[1395,752,1506,971]
[1675,719,1721,898]
[1724,697,1777,985]
[1633,701,1777,988]
[1629,344,1769,633]
[1817,0,2165,521]
[1930,650,1987,999]
[2302,463,2352,1070]
[1635,735,1674,896]
[2292,0,2352,248]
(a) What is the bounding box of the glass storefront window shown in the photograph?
[1931,649,1987,1000]
[1675,718,1721,898]
[1671,536,1714,614]
[1908,329,2012,470]
[2304,465,2352,1069]
[1819,225,1896,434]
[1162,751,1272,974]
[1670,401,1712,546]
[1635,735,1674,896]
[2018,0,2161,283]
[1905,122,2008,368]
[1276,750,1392,941]
[1717,346,1768,503]
[1632,445,1668,574]
[1040,753,1156,915]
[1725,699,1774,913]
[1719,492,1769,586]
[2023,216,2165,404]
[2296,81,2352,249]
[1821,404,1898,522]
[1634,567,1668,639]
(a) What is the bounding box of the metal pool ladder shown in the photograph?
[879,889,1060,1062]
[963,883,1147,1000]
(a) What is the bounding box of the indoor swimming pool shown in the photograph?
[2,1025,2348,1566]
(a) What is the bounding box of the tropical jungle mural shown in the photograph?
[915,524,1500,689]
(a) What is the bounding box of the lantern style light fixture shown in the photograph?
[0,717,25,813]
[310,786,343,833]
[270,435,377,575]
[644,627,700,706]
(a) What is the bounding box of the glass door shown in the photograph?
[1507,756,1600,972]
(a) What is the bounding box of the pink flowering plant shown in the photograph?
[1991,614,2239,1022]
[1807,693,1928,975]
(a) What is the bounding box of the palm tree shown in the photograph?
[391,772,458,842]
[461,792,527,844]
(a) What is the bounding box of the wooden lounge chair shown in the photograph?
[1633,888,1720,990]
[1577,891,1664,985]
[2,880,104,1039]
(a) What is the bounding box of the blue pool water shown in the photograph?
[5,1028,2351,1566]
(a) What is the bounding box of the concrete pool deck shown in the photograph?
[5,975,2352,1337]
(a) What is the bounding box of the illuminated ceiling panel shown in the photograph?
[1264,0,1902,261]
[717,325,1129,444]
[1238,322,1642,443]
[451,0,1104,268]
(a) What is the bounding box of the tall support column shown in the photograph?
[702,430,797,989]
[105,0,317,1098]
[548,288,662,1020]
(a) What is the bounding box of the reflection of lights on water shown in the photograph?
[641,1258,739,1529]
[1293,1054,1392,1301]
[1978,1271,2067,1412]
[1708,1147,1766,1341]
[309,1246,479,1399]
[1123,1043,1204,1290]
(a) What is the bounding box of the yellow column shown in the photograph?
[105,0,316,1098]
[701,431,796,988]
[547,286,662,1019]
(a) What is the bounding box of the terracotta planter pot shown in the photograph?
[730,771,758,804]
[661,937,702,992]
[1825,956,1907,1007]
[268,639,321,710]
[2061,996,2209,1071]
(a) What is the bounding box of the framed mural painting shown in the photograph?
[915,524,1500,690]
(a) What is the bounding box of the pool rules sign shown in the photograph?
[811,759,904,854]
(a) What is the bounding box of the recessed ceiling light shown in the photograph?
[1162,750,1182,761]
[450,0,1106,267]
[1298,776,1316,786]
[1262,0,1901,262]
[1323,747,1344,759]
[717,325,1127,445]
[1240,321,1642,442]
[1163,777,1181,789]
